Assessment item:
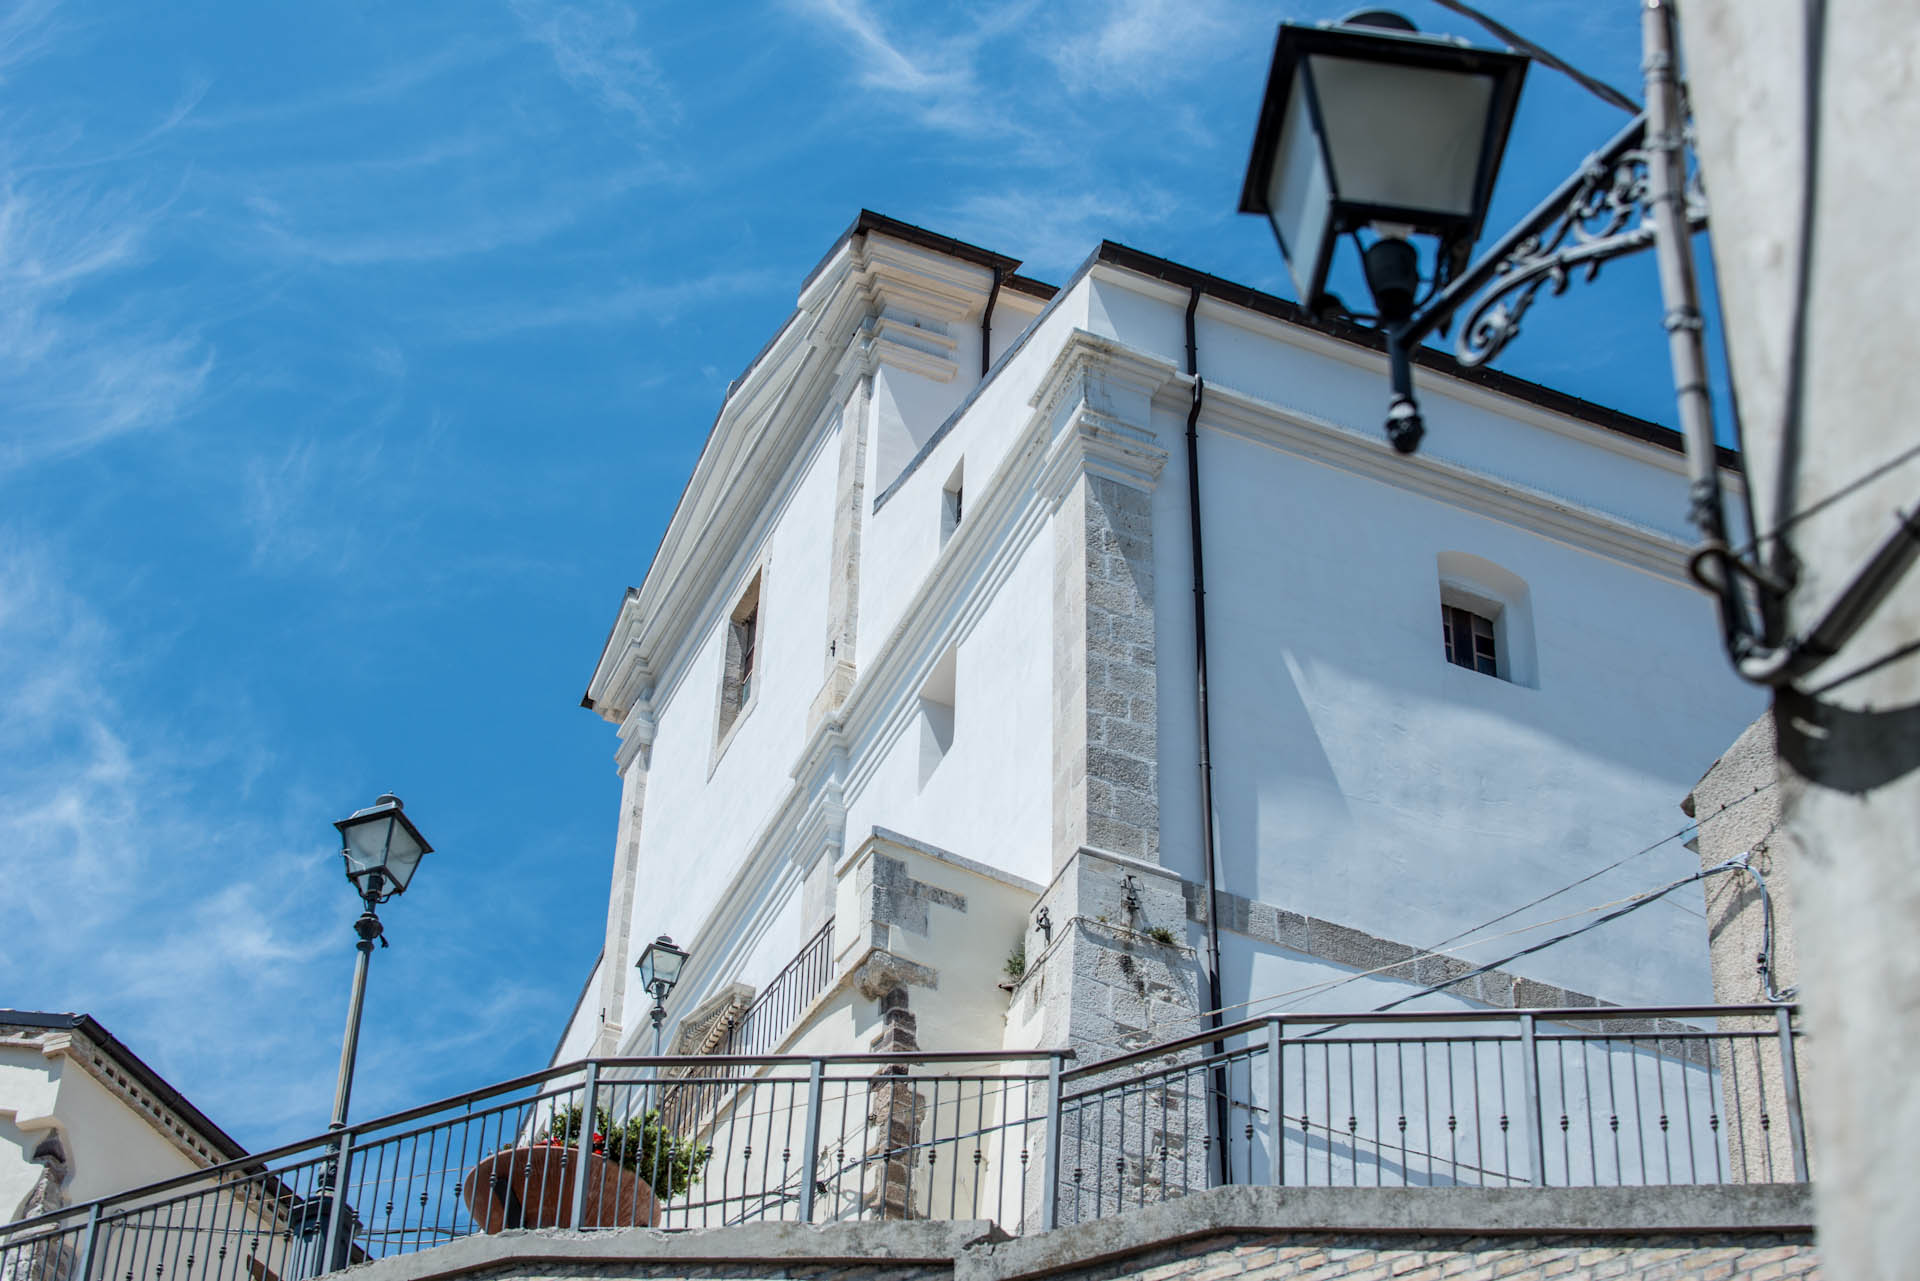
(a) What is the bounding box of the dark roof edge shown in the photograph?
[0,1011,248,1162]
[798,209,1031,295]
[1094,241,1742,472]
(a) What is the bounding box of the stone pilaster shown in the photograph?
[810,377,873,739]
[596,701,654,1055]
[1042,374,1168,873]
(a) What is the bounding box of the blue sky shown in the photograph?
[2,0,1712,1153]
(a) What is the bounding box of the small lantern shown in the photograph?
[334,793,432,902]
[636,935,689,1000]
[1238,10,1528,317]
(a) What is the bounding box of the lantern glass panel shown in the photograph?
[1265,69,1335,303]
[340,810,426,894]
[1307,53,1497,220]
[637,936,687,995]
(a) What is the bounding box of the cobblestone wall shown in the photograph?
[1048,1230,1819,1281]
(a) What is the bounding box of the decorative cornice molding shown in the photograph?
[1190,379,1697,581]
[613,693,655,773]
[1037,406,1169,508]
[26,1030,228,1169]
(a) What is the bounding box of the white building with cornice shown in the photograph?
[555,211,1762,1074]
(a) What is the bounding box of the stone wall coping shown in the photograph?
[323,1186,1813,1281]
[865,827,1047,896]
[330,1219,1007,1281]
[965,1185,1815,1281]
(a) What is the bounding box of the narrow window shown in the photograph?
[719,573,761,739]
[917,646,957,789]
[1437,551,1536,687]
[941,459,965,546]
[1442,602,1500,678]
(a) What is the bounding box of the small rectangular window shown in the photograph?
[1442,602,1499,678]
[719,573,762,739]
[941,459,964,546]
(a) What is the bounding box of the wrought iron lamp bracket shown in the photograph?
[1395,113,1707,376]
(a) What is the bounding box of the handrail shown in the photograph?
[0,1001,1802,1247]
[1059,1003,1797,1083]
[0,1045,1069,1241]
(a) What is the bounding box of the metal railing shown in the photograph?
[0,1048,1063,1281]
[715,918,836,1060]
[0,1004,1806,1280]
[1052,1004,1807,1226]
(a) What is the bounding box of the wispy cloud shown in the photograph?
[945,186,1184,276]
[510,0,679,132]
[788,0,1048,144]
[1045,0,1248,96]
[0,535,554,1139]
[444,264,784,340]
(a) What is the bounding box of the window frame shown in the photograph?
[712,567,766,768]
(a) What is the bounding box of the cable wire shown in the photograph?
[1184,779,1778,1026]
[1425,0,1641,116]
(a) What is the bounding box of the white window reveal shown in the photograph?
[1436,551,1537,687]
[941,459,965,547]
[917,646,957,789]
[718,571,762,742]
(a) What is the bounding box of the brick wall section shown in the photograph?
[1047,1230,1819,1281]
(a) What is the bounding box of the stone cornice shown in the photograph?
[1037,406,1168,507]
[10,1030,229,1170]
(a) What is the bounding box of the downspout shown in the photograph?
[1185,286,1232,1187]
[981,267,1003,378]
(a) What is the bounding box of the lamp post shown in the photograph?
[293,794,431,1279]
[634,935,688,1056]
[329,794,432,1128]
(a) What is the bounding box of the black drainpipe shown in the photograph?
[1185,286,1232,1188]
[981,266,1003,377]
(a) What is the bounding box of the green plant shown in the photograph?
[1004,939,1027,981]
[1145,925,1178,947]
[541,1105,712,1198]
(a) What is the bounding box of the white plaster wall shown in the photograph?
[1150,412,1761,1008]
[611,421,839,1042]
[0,1046,60,1220]
[839,537,1055,890]
[857,287,1089,673]
[0,1046,215,1214]
[548,956,603,1066]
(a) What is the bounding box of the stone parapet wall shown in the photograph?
[333,1187,1816,1281]
[1029,1229,1816,1281]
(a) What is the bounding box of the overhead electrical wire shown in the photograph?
[1425,0,1642,116]
[1176,779,1780,1029]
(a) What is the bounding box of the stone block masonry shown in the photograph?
[1055,472,1160,869]
[332,1187,1816,1281]
[1025,1229,1817,1281]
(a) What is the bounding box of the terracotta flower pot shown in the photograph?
[461,1145,660,1231]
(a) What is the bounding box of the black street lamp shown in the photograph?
[635,935,688,1054]
[1239,11,1527,335]
[329,794,432,1128]
[1234,4,1850,685]
[293,794,432,1278]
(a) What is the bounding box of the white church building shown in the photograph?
[552,210,1761,1074]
